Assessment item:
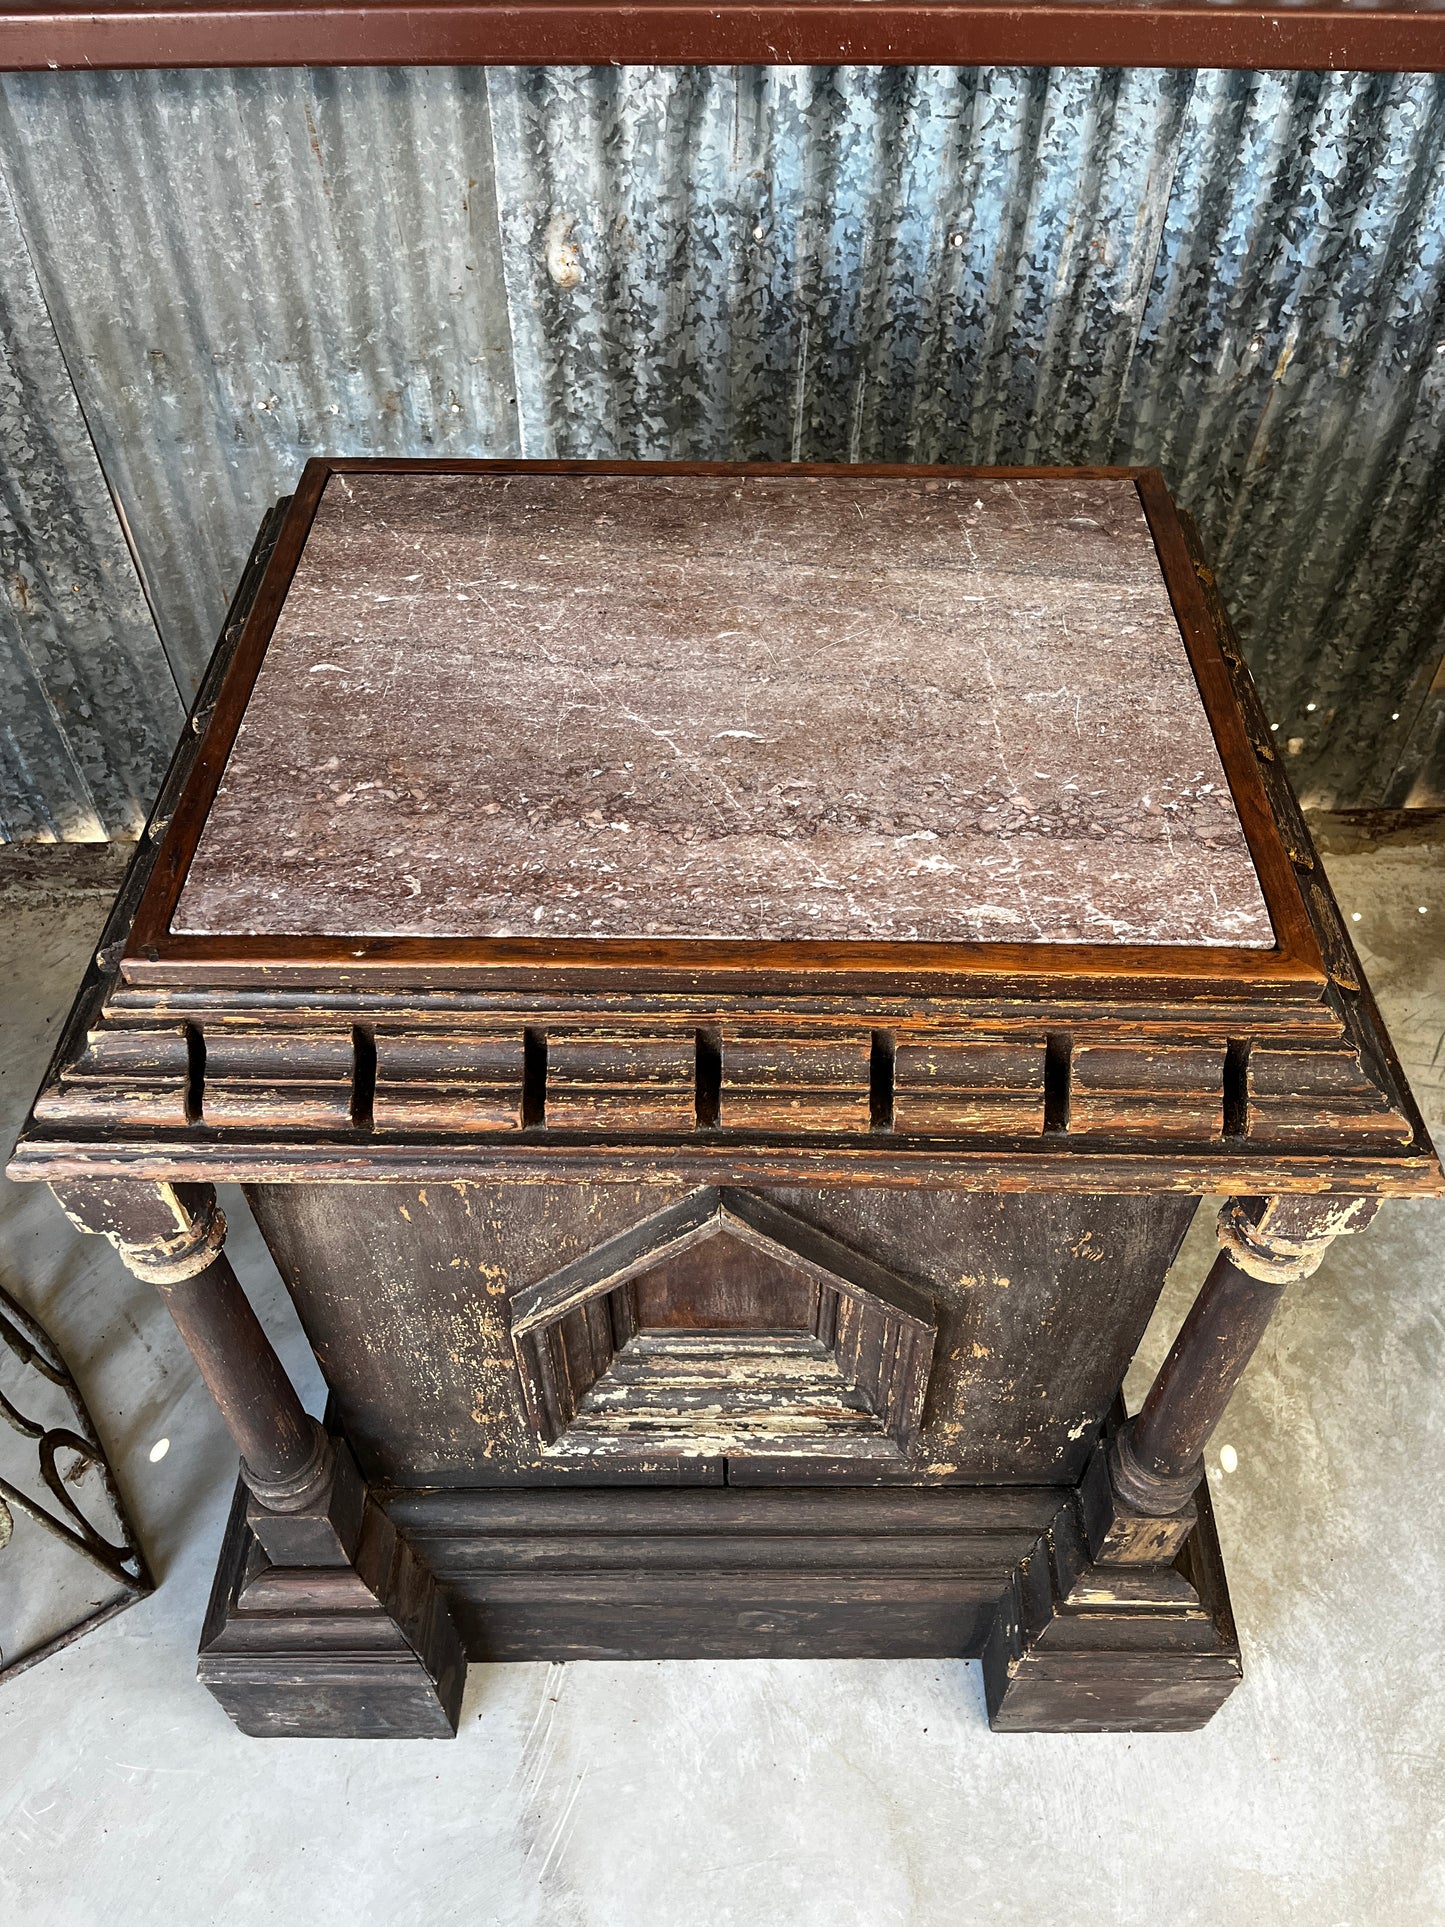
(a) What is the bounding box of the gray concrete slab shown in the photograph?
[0,832,1440,1927]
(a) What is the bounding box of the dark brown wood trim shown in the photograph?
[983,1455,1242,1733]
[116,941,1333,996]
[122,458,1330,1004]
[3,1,1445,76]
[46,1178,334,1507]
[24,501,291,1124]
[11,1133,1442,1193]
[198,1475,465,1739]
[1133,469,1324,984]
[99,985,1357,1034]
[128,459,330,965]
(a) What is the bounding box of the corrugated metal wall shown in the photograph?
[0,67,517,696]
[0,152,181,838]
[2,64,1444,838]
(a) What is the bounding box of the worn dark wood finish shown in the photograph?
[1092,1192,1382,1564]
[547,1036,695,1133]
[508,1189,936,1461]
[4,0,1445,75]
[893,1037,1045,1136]
[1135,1263,1285,1486]
[246,1181,1197,1489]
[7,463,1439,1737]
[17,1134,1440,1195]
[49,1177,467,1734]
[47,1179,328,1506]
[199,1479,466,1739]
[984,1443,1242,1733]
[383,1483,1066,1661]
[11,465,1437,1204]
[147,1252,326,1500]
[1124,1194,1379,1500]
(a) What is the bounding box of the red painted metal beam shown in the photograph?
[2,0,1443,76]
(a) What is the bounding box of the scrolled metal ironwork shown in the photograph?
[0,1281,154,1682]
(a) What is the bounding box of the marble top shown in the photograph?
[173,470,1272,947]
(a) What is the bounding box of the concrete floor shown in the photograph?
[0,829,1441,1927]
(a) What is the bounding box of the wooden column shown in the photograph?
[51,1178,465,1737]
[1096,1192,1380,1564]
[50,1181,336,1522]
[110,1191,335,1511]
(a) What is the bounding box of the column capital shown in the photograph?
[119,1194,228,1284]
[50,1178,227,1277]
[1216,1193,1379,1284]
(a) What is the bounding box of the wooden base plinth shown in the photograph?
[385,1484,1067,1662]
[198,1482,466,1739]
[197,1455,1241,1738]
[982,1469,1241,1733]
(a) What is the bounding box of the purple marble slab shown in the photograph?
[174,471,1272,947]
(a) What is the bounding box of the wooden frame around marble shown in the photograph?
[123,459,1327,1002]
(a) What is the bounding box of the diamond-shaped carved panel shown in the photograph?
[509,1190,936,1462]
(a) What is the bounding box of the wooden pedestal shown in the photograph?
[8,461,1439,1739]
[982,1446,1241,1733]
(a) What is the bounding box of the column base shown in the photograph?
[197,1478,466,1739]
[982,1458,1241,1733]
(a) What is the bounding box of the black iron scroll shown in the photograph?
[0,1281,154,1682]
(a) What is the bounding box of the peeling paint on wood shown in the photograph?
[244,1179,1193,1489]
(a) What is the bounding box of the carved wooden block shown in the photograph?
[892,1038,1046,1135]
[33,1025,192,1130]
[372,1032,524,1133]
[984,1439,1242,1733]
[720,1038,873,1133]
[546,1034,696,1132]
[200,1480,465,1740]
[1247,1043,1415,1144]
[1069,1043,1225,1141]
[202,1029,355,1130]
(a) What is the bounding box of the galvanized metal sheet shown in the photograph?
[0,66,519,700]
[0,162,179,840]
[1132,69,1445,810]
[1,63,1443,838]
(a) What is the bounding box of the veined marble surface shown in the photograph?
[174,471,1272,946]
